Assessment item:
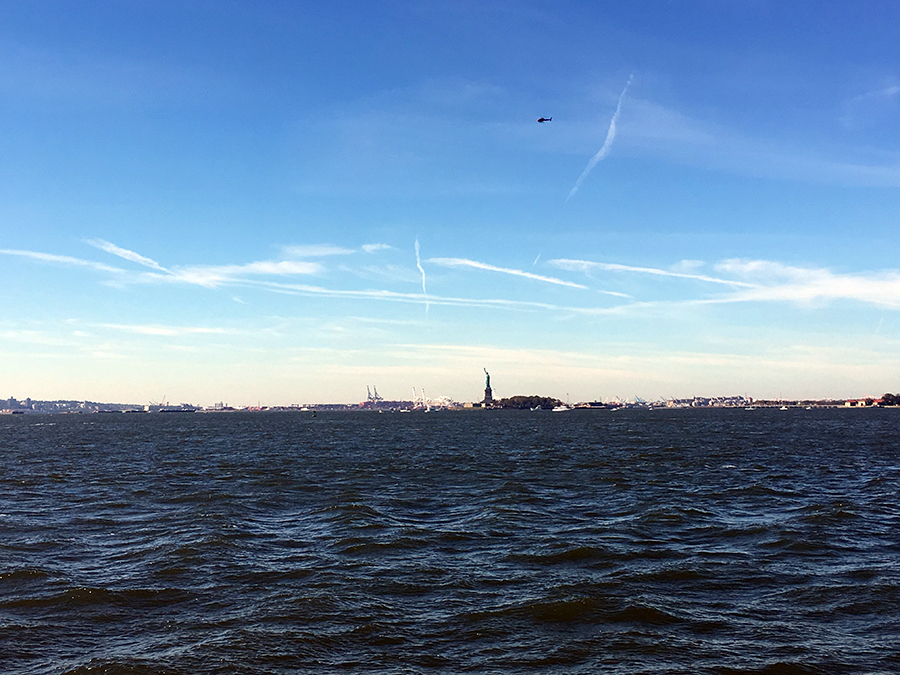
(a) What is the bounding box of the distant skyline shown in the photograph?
[3,1,900,405]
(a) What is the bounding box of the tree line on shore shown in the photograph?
[495,395,563,410]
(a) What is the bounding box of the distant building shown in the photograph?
[845,398,874,407]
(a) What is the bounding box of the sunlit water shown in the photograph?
[2,408,898,674]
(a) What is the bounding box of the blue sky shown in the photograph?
[3,1,900,405]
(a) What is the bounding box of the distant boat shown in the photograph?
[553,394,571,412]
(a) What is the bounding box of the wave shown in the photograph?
[62,662,182,675]
[3,586,194,610]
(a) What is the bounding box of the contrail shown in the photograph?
[566,74,633,202]
[86,238,170,272]
[429,257,587,289]
[415,238,429,315]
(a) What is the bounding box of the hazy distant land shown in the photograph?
[4,393,896,415]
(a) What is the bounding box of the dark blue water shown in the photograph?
[1,408,898,674]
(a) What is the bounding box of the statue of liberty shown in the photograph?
[483,368,493,405]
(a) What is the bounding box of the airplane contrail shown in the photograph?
[415,238,429,315]
[86,238,170,272]
[566,74,633,202]
[428,257,587,289]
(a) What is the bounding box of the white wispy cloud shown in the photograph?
[99,323,236,336]
[550,258,755,287]
[841,83,900,130]
[671,259,705,272]
[0,328,85,347]
[5,241,327,290]
[86,239,169,271]
[149,260,324,288]
[428,257,588,289]
[363,243,393,253]
[712,259,900,308]
[848,84,900,103]
[19,238,900,318]
[621,94,900,188]
[553,256,900,310]
[85,238,330,287]
[415,238,429,314]
[281,244,355,258]
[0,248,126,274]
[567,74,633,201]
[254,279,598,314]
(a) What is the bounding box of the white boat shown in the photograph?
[553,394,571,412]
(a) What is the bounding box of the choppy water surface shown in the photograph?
[1,408,898,674]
